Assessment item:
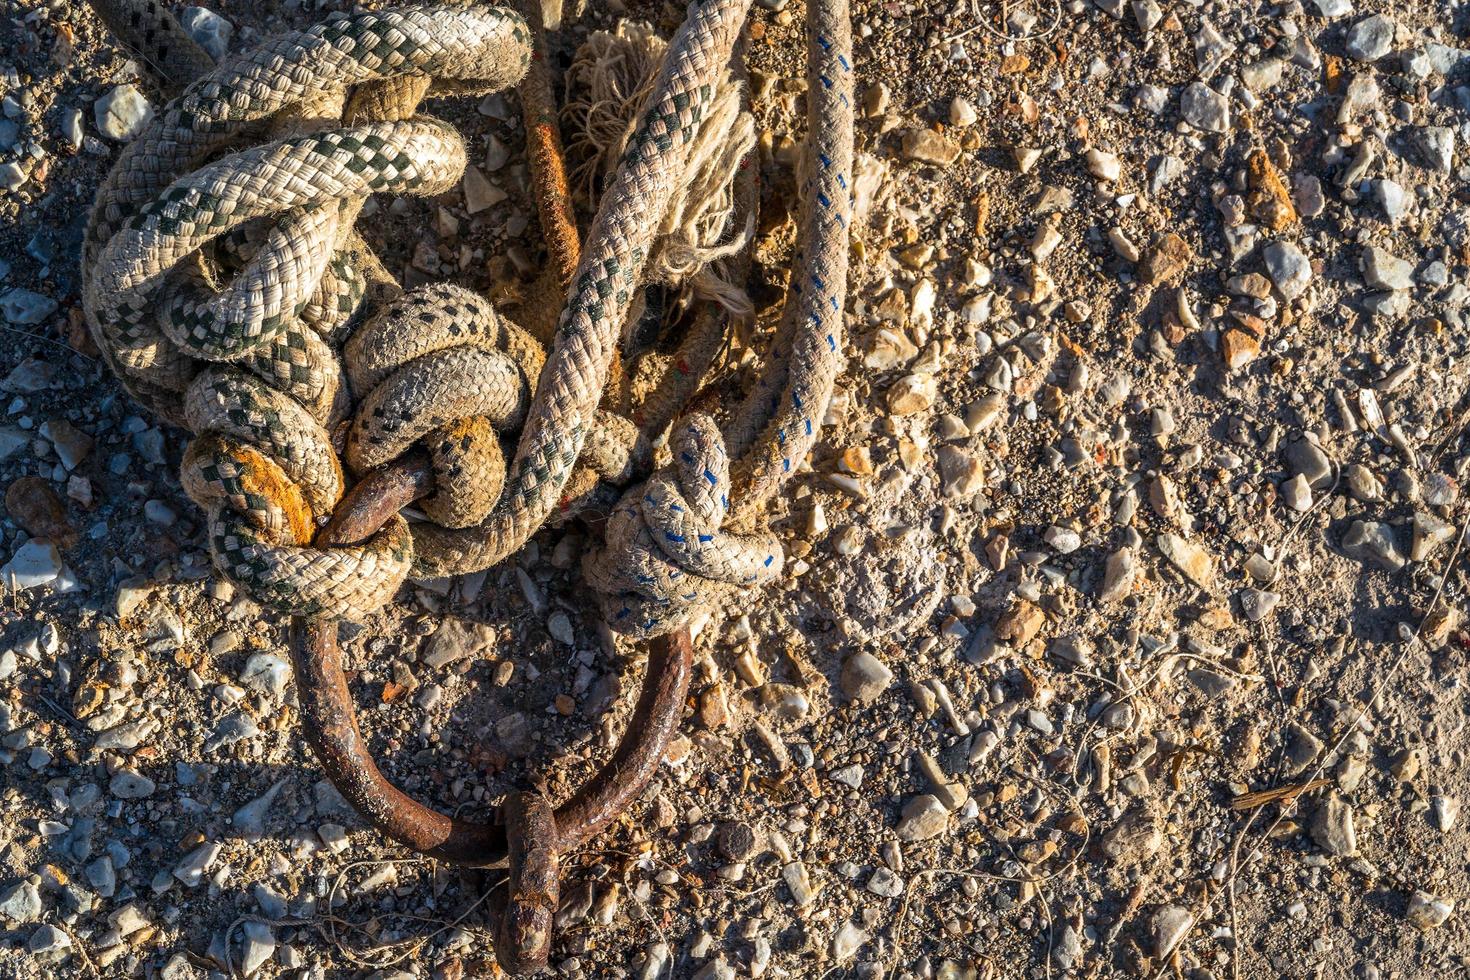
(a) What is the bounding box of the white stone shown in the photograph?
[95,84,154,141]
[1180,82,1230,133]
[462,166,506,214]
[1,540,63,590]
[179,6,234,60]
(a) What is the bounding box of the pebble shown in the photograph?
[179,6,233,60]
[40,420,93,470]
[1180,82,1230,133]
[782,861,817,907]
[1085,148,1121,182]
[1281,473,1312,512]
[895,794,950,841]
[1238,588,1280,622]
[240,921,276,976]
[937,446,984,497]
[1409,126,1454,174]
[1098,547,1136,602]
[1341,520,1405,571]
[1411,511,1456,561]
[1284,437,1332,488]
[901,130,961,166]
[1311,794,1357,856]
[1,288,58,325]
[948,97,977,128]
[109,769,155,799]
[830,921,868,962]
[1151,905,1193,957]
[1406,891,1454,931]
[1344,14,1395,61]
[1,539,64,589]
[172,841,222,887]
[840,652,893,703]
[1361,246,1413,292]
[1262,241,1312,300]
[1431,795,1460,832]
[462,166,506,214]
[0,880,42,923]
[865,867,904,898]
[1156,533,1215,590]
[27,923,70,957]
[887,373,937,415]
[95,84,154,141]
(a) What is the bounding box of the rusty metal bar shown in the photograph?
[497,791,560,972]
[291,454,694,972]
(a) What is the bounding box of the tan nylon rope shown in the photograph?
[82,0,854,638]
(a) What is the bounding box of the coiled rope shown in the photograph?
[83,0,853,641]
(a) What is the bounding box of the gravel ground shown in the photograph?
[1,0,1469,978]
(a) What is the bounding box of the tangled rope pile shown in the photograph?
[83,0,852,639]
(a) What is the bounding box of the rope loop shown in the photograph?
[584,413,783,637]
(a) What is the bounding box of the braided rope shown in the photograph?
[83,5,540,617]
[83,0,853,638]
[585,0,854,636]
[405,0,757,579]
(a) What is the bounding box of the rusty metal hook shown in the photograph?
[290,454,693,973]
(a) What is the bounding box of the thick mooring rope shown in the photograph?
[82,0,854,640]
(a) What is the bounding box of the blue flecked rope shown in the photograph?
[586,0,854,637]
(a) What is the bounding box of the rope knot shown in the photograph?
[585,413,783,638]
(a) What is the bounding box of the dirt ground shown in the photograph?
[1,0,1468,977]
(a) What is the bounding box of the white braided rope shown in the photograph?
[585,0,854,636]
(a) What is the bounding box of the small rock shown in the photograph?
[1238,588,1280,622]
[1284,437,1333,488]
[1406,891,1454,931]
[840,652,893,703]
[109,769,156,799]
[902,130,961,166]
[239,653,290,698]
[1,288,58,325]
[0,881,43,923]
[0,540,64,590]
[1262,241,1312,300]
[461,166,506,214]
[1342,520,1406,571]
[1407,126,1455,174]
[1311,794,1357,856]
[239,921,275,976]
[1180,82,1230,133]
[1344,14,1395,61]
[896,794,950,841]
[948,96,977,127]
[27,924,70,957]
[1151,905,1193,958]
[1085,148,1121,182]
[1098,547,1136,602]
[1283,722,1324,776]
[40,420,93,470]
[887,373,937,415]
[5,476,74,546]
[1281,473,1313,511]
[782,861,817,907]
[1139,232,1192,285]
[1362,246,1414,291]
[1156,533,1215,589]
[937,445,984,497]
[1431,795,1460,832]
[179,6,233,60]
[830,921,868,962]
[95,84,154,141]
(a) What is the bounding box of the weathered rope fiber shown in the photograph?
[83,0,853,641]
[585,0,854,636]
